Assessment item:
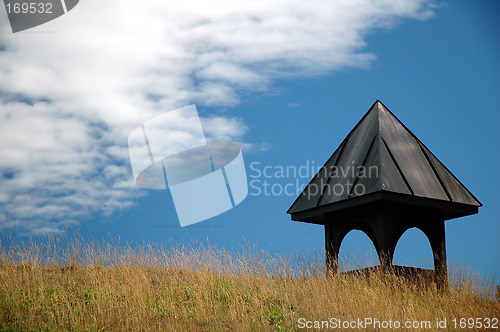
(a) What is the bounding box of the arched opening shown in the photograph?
[338,230,378,272]
[392,227,434,269]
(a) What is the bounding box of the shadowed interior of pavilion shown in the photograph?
[288,100,481,287]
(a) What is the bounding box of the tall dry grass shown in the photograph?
[0,233,498,331]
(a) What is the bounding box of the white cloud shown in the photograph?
[0,0,434,234]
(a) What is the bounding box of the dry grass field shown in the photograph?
[0,235,498,331]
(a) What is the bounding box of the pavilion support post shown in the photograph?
[431,219,448,290]
[325,223,340,277]
[373,215,396,271]
[377,247,394,271]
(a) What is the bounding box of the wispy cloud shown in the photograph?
[286,102,301,108]
[0,0,434,234]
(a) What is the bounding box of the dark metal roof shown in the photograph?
[288,100,481,221]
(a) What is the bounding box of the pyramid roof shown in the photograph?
[288,100,481,222]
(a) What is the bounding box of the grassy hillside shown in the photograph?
[0,236,498,331]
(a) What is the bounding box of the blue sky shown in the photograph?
[0,1,498,279]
